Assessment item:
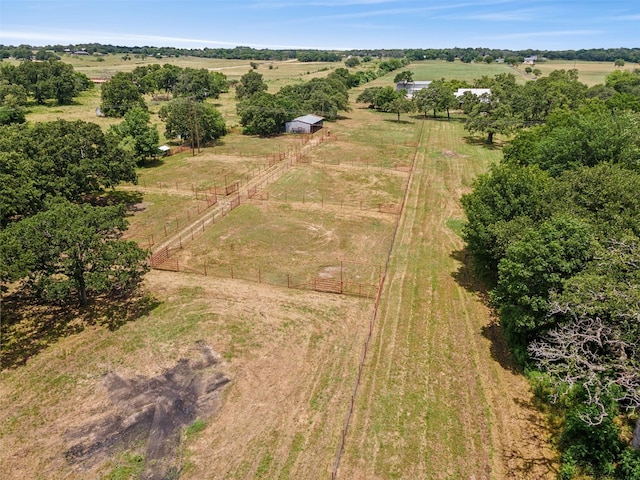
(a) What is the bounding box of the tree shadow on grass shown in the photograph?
[410,114,466,123]
[0,289,160,370]
[101,189,144,206]
[463,135,504,150]
[450,247,522,374]
[139,158,166,169]
[383,119,415,125]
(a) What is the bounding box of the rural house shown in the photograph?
[454,88,492,98]
[285,114,324,134]
[395,80,432,98]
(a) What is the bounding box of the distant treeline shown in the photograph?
[2,43,640,63]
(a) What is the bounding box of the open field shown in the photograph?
[524,59,639,86]
[21,56,625,131]
[407,60,515,83]
[338,116,557,480]
[1,60,559,479]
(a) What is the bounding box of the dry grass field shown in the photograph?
[1,59,561,479]
[525,59,638,86]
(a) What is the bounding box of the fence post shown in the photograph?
[258,268,261,284]
[231,265,234,279]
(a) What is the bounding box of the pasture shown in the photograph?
[1,58,561,479]
[526,59,637,86]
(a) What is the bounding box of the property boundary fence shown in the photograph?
[330,120,425,479]
[148,249,382,299]
[143,168,404,254]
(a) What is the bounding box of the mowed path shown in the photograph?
[339,119,557,480]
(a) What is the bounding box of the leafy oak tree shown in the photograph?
[0,200,148,306]
[100,72,147,117]
[237,92,292,136]
[159,98,226,145]
[235,70,268,100]
[0,120,137,225]
[109,107,160,165]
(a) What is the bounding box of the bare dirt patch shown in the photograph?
[0,271,372,479]
[65,343,229,480]
[441,149,468,157]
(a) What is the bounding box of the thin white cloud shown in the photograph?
[0,29,311,49]
[605,14,640,20]
[482,29,603,40]
[246,0,406,7]
[453,9,540,21]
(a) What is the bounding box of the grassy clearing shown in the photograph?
[525,60,636,86]
[268,162,407,207]
[173,202,394,286]
[0,272,372,479]
[120,192,211,246]
[407,59,515,83]
[339,117,557,479]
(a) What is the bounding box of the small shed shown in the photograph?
[285,114,324,134]
[158,145,171,156]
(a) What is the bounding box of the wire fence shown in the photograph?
[150,252,382,299]
[139,173,405,252]
[144,121,425,480]
[330,120,425,480]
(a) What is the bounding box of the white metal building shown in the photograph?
[285,114,324,134]
[395,81,432,98]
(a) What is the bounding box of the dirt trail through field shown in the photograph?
[338,120,557,479]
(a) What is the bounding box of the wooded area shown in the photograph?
[461,69,640,478]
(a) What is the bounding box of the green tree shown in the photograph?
[0,81,27,125]
[172,68,228,101]
[412,79,455,118]
[154,64,182,93]
[356,86,383,107]
[345,57,360,68]
[461,163,552,279]
[504,103,640,175]
[375,87,401,111]
[0,200,148,307]
[393,70,414,85]
[493,215,596,354]
[0,120,137,225]
[277,77,349,120]
[464,93,522,144]
[237,92,292,136]
[159,98,226,145]
[383,95,414,122]
[109,107,160,164]
[100,72,147,117]
[235,70,267,100]
[615,58,626,67]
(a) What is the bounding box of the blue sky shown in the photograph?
[1,0,638,51]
